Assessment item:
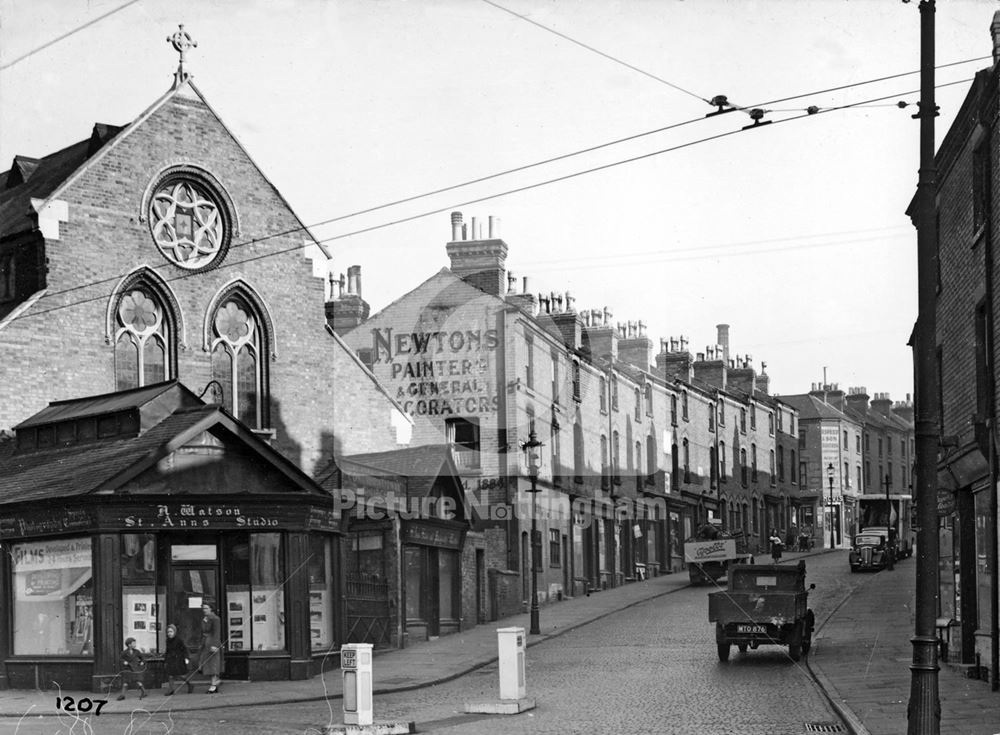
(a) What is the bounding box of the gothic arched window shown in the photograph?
[210,295,266,428]
[114,287,171,390]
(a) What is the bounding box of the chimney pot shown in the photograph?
[450,211,463,241]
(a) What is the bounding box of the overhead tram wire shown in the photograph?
[22,53,984,309]
[7,79,971,327]
[0,0,143,71]
[480,0,710,104]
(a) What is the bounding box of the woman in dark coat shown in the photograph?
[198,602,224,693]
[164,624,192,695]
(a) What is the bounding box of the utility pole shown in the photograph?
[908,0,941,732]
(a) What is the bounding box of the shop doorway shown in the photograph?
[168,543,221,674]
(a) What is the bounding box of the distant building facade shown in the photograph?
[333,212,803,608]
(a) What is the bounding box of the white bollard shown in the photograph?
[497,627,526,700]
[341,643,373,726]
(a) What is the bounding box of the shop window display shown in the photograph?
[308,535,335,652]
[250,534,284,651]
[121,533,162,653]
[12,538,93,655]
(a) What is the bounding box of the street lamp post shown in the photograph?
[826,463,836,550]
[884,473,895,570]
[522,430,543,636]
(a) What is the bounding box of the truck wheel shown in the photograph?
[717,642,731,662]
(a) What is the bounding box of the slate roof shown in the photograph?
[15,380,179,428]
[778,393,858,423]
[0,125,124,240]
[1,382,328,505]
[339,444,460,499]
[0,406,215,502]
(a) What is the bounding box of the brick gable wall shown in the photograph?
[0,91,401,475]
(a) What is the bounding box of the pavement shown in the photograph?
[1,549,998,734]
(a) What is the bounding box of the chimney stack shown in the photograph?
[326,264,371,335]
[716,324,730,363]
[656,336,694,382]
[446,210,509,297]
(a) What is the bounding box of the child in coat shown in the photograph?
[118,637,147,701]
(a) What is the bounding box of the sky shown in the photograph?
[2,0,997,403]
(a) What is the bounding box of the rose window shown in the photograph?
[150,180,225,269]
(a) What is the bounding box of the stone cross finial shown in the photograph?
[168,24,197,88]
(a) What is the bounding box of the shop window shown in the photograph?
[121,533,162,653]
[224,535,251,652]
[114,286,172,390]
[308,535,336,652]
[549,529,561,567]
[446,417,480,469]
[221,534,285,652]
[250,534,285,651]
[211,294,267,429]
[12,537,93,655]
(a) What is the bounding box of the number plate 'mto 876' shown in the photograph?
[736,624,766,634]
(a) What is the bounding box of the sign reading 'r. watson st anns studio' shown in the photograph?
[370,326,500,416]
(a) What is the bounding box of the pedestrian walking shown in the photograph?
[769,530,783,563]
[164,624,193,695]
[117,637,147,701]
[198,601,224,694]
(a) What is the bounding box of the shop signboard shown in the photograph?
[402,521,464,549]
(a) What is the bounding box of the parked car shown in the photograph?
[849,532,891,573]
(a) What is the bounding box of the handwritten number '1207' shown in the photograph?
[55,696,107,715]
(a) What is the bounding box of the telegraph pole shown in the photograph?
[908,0,941,733]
